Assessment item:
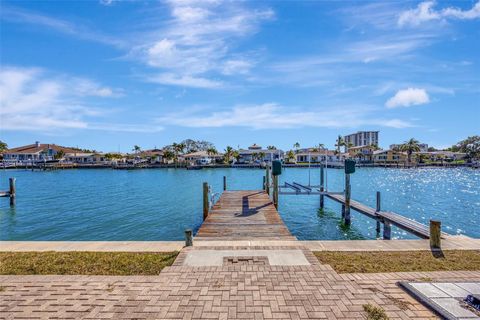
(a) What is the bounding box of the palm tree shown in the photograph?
[258,152,266,162]
[335,135,345,154]
[293,142,300,154]
[206,147,217,156]
[0,140,7,153]
[172,143,185,167]
[163,150,174,164]
[224,146,234,164]
[317,143,325,150]
[370,143,380,151]
[54,150,65,160]
[132,145,141,156]
[267,145,277,150]
[400,138,420,164]
[232,150,240,162]
[344,142,353,153]
[286,150,296,163]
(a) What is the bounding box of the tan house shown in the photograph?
[372,150,407,163]
[348,145,376,162]
[64,153,107,164]
[137,149,164,163]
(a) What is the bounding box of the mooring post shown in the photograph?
[344,173,351,225]
[263,176,266,191]
[383,220,391,240]
[9,178,16,207]
[265,165,270,195]
[272,175,279,209]
[185,229,193,247]
[320,164,325,209]
[376,191,381,234]
[203,182,209,221]
[430,220,441,249]
[223,176,227,191]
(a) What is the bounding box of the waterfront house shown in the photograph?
[413,151,467,163]
[182,150,224,165]
[348,145,376,163]
[237,144,284,164]
[137,149,164,164]
[3,142,83,163]
[295,148,347,164]
[372,149,407,163]
[64,152,108,164]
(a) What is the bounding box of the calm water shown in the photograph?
[0,168,479,241]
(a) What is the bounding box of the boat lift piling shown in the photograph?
[0,178,16,206]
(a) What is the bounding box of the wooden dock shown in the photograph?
[325,193,449,239]
[195,190,295,241]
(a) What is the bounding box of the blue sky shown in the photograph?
[0,0,479,152]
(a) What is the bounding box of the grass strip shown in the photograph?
[314,250,480,273]
[0,251,178,275]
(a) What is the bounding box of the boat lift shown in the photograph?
[266,155,355,225]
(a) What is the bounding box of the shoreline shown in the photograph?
[2,163,478,170]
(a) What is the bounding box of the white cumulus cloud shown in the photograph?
[398,1,480,27]
[132,1,274,88]
[385,88,430,108]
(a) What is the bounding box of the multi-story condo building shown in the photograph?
[344,131,379,148]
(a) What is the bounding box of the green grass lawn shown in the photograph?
[314,250,480,273]
[0,251,179,275]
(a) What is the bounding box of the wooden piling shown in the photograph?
[263,176,266,190]
[203,182,209,221]
[185,229,193,247]
[9,178,16,207]
[320,165,324,209]
[376,191,381,234]
[383,220,391,240]
[223,176,227,191]
[430,220,441,249]
[265,165,270,195]
[344,174,351,225]
[273,175,279,209]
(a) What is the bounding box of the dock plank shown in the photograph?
[196,190,296,241]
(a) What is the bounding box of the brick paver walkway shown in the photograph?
[2,247,479,319]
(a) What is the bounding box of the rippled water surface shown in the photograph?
[0,167,478,240]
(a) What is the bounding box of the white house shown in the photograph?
[182,150,224,165]
[295,148,347,164]
[238,144,284,163]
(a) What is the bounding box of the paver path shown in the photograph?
[2,268,479,319]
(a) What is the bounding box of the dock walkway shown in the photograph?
[325,193,450,239]
[195,190,295,241]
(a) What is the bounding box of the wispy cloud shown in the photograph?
[0,5,125,47]
[156,103,414,129]
[131,1,274,88]
[398,1,480,27]
[386,88,430,108]
[0,66,161,133]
